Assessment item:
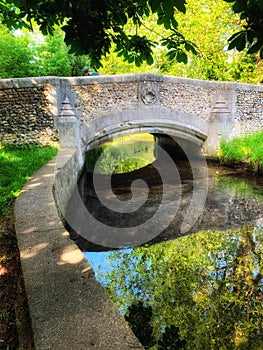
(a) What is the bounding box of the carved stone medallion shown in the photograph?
[139,81,159,105]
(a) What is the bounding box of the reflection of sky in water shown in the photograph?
[84,249,132,284]
[85,248,138,315]
[85,247,158,318]
[85,223,263,285]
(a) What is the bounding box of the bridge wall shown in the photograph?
[0,74,262,156]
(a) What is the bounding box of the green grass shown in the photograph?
[0,144,58,214]
[219,130,263,171]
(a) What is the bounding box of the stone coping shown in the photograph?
[1,73,263,91]
[14,148,143,350]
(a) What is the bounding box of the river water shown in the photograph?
[66,135,263,349]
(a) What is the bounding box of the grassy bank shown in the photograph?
[0,144,58,214]
[0,144,58,349]
[219,131,263,173]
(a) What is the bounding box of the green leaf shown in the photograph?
[162,0,174,18]
[176,50,187,63]
[185,42,197,55]
[149,0,160,13]
[171,18,178,30]
[174,0,187,14]
[116,50,124,57]
[146,54,154,65]
[246,30,256,44]
[247,41,262,54]
[240,12,247,20]
[135,56,141,67]
[157,16,164,25]
[232,1,244,14]
[228,31,246,51]
[163,17,171,30]
[167,50,176,60]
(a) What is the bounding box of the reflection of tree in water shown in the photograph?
[124,302,155,349]
[105,227,263,349]
[125,302,186,349]
[158,325,186,350]
[85,136,155,174]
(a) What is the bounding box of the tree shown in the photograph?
[0,0,197,68]
[0,25,38,78]
[35,29,72,76]
[35,27,87,76]
[99,0,262,83]
[225,0,263,58]
[0,22,88,77]
[168,0,263,83]
[1,0,262,68]
[124,301,155,349]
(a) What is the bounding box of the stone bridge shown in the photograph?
[0,74,263,156]
[2,74,263,350]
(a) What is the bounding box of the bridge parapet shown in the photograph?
[0,74,262,156]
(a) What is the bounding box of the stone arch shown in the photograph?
[81,106,208,149]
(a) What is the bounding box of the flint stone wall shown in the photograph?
[72,76,216,124]
[0,78,59,145]
[0,74,262,152]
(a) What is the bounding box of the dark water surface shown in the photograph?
[72,160,263,249]
[67,137,263,349]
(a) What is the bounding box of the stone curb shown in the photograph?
[14,149,143,350]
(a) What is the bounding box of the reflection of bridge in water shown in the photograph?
[68,158,263,251]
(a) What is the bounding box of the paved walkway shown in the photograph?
[14,149,143,350]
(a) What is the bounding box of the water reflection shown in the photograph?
[85,133,155,174]
[68,134,263,348]
[72,160,263,251]
[82,166,263,349]
[86,223,263,349]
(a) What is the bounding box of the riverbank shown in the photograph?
[0,140,262,349]
[218,130,263,175]
[0,207,33,349]
[0,144,58,350]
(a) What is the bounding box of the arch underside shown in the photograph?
[81,106,208,149]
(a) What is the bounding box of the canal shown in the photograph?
[66,133,263,349]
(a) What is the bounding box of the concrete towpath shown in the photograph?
[14,149,143,350]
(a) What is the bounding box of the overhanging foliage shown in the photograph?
[0,0,262,67]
